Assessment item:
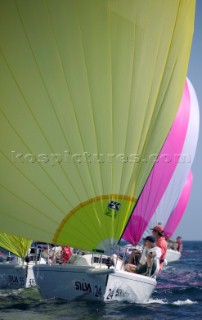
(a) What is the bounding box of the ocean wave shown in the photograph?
[146,298,198,306]
[172,299,198,305]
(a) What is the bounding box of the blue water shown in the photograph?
[0,241,201,320]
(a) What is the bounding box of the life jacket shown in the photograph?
[61,246,72,264]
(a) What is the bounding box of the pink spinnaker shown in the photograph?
[122,81,190,244]
[142,78,199,239]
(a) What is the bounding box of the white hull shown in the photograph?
[166,249,181,263]
[105,270,156,302]
[33,264,156,302]
[0,264,27,289]
[0,263,39,289]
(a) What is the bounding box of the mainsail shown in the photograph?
[0,1,195,252]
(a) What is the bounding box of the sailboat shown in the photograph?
[0,232,33,289]
[0,233,51,289]
[0,1,196,302]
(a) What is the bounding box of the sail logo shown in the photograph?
[105,201,121,218]
[107,201,121,211]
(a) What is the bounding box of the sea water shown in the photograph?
[0,241,201,320]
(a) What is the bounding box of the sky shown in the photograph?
[173,0,202,241]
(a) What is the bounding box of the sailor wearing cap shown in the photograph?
[151,224,168,270]
[134,235,161,277]
[125,236,161,278]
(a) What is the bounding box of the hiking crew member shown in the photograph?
[151,225,167,271]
